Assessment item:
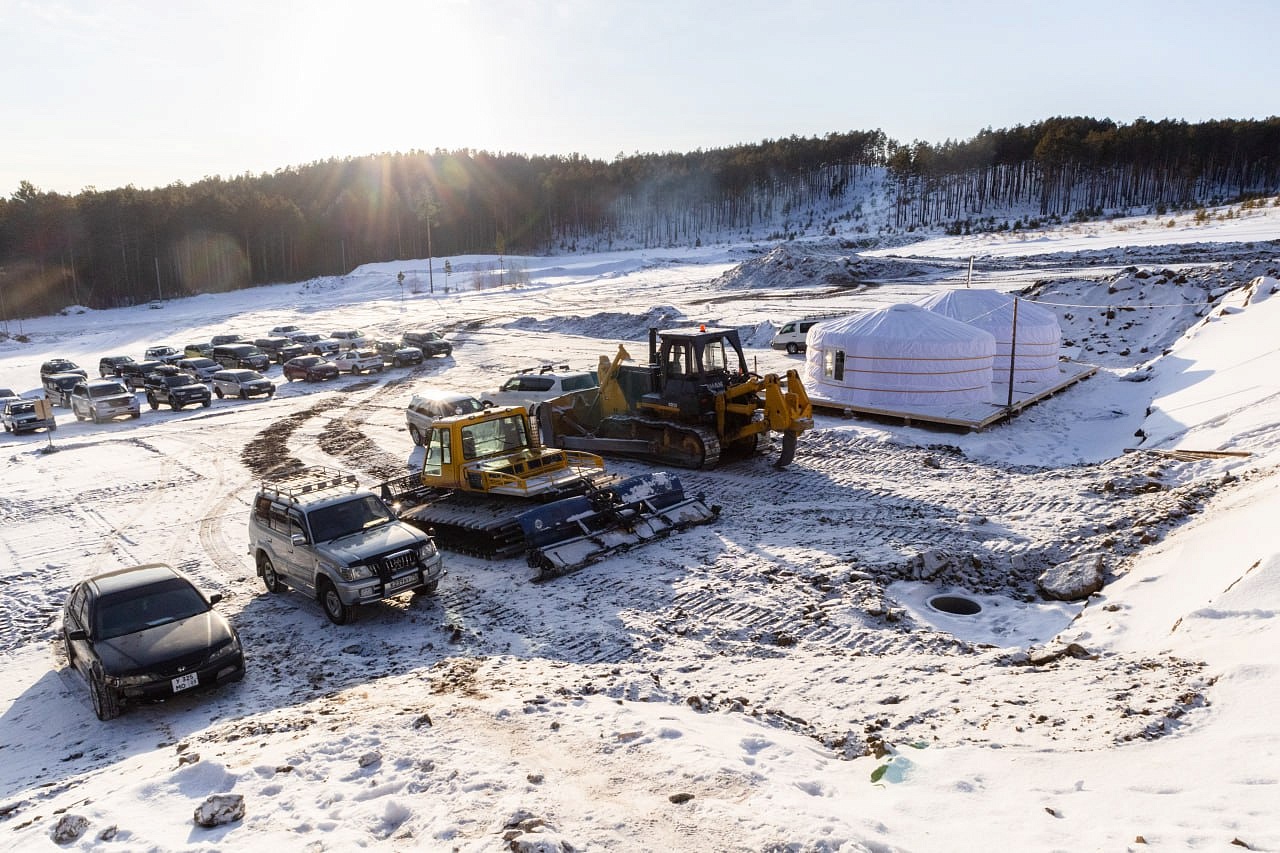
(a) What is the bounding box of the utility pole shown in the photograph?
[154,256,163,301]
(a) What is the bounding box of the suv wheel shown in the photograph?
[92,412,102,425]
[214,387,224,399]
[90,670,122,721]
[238,389,248,400]
[786,342,799,354]
[170,398,183,411]
[258,554,286,593]
[147,394,159,410]
[202,398,211,408]
[318,579,350,625]
[413,579,439,596]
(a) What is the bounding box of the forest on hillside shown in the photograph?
[1,116,1278,318]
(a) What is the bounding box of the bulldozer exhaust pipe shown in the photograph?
[648,327,659,365]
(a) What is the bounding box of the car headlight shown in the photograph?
[334,563,373,582]
[208,635,242,663]
[417,541,437,561]
[111,673,155,688]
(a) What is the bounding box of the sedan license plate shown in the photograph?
[172,672,199,693]
[386,574,417,592]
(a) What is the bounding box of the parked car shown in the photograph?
[61,563,245,720]
[329,329,369,348]
[70,378,141,423]
[211,343,271,371]
[269,324,301,337]
[290,333,341,356]
[211,369,275,400]
[282,355,339,383]
[405,390,485,445]
[480,368,598,413]
[143,345,184,364]
[401,329,453,358]
[248,466,444,624]
[372,340,424,367]
[40,358,88,379]
[210,333,245,346]
[770,319,823,354]
[143,368,213,411]
[118,360,167,391]
[254,337,307,365]
[99,355,136,378]
[3,398,57,434]
[183,342,214,359]
[176,356,221,383]
[0,387,21,411]
[42,372,84,407]
[331,348,383,375]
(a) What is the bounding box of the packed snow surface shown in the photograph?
[2,201,1279,851]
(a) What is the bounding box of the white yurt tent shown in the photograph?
[803,303,998,408]
[915,289,1062,385]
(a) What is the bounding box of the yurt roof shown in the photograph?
[915,289,1059,329]
[808,303,996,355]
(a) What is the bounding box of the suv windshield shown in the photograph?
[308,496,395,541]
[91,381,129,397]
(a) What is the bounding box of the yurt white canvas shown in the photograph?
[915,289,1062,385]
[802,303,997,408]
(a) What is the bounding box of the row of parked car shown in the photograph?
[2,326,455,435]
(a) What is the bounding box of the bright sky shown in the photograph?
[5,0,1279,196]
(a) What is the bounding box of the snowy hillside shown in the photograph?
[1,202,1278,852]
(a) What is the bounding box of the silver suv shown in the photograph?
[70,379,141,423]
[480,367,598,413]
[247,467,445,624]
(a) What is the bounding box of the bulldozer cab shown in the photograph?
[645,327,751,416]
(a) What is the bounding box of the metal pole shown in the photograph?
[966,256,974,288]
[154,256,162,301]
[1005,297,1020,409]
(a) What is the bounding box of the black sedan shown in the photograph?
[282,354,340,382]
[62,563,245,720]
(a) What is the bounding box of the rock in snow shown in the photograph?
[1038,553,1106,601]
[193,794,245,828]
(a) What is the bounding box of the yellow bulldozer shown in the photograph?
[379,404,719,577]
[536,326,813,468]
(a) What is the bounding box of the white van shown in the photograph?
[770,319,821,354]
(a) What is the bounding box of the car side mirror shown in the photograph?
[291,532,308,546]
[208,593,223,606]
[67,629,88,641]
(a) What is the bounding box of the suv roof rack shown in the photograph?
[260,465,359,502]
[519,364,571,375]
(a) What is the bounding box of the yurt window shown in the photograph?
[823,350,845,381]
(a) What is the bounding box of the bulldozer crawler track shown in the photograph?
[598,415,722,469]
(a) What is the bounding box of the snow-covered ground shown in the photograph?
[2,203,1278,851]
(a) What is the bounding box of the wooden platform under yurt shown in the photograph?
[809,360,1098,429]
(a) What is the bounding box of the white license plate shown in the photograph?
[172,672,199,693]
[386,574,417,592]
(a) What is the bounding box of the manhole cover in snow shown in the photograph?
[928,594,983,616]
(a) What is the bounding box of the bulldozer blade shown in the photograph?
[519,472,720,579]
[775,430,799,468]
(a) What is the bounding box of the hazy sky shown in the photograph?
[5,0,1279,196]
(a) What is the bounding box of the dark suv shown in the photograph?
[254,337,307,365]
[212,343,271,371]
[42,372,84,407]
[41,358,89,379]
[401,330,452,358]
[118,360,167,391]
[99,355,137,378]
[143,368,213,411]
